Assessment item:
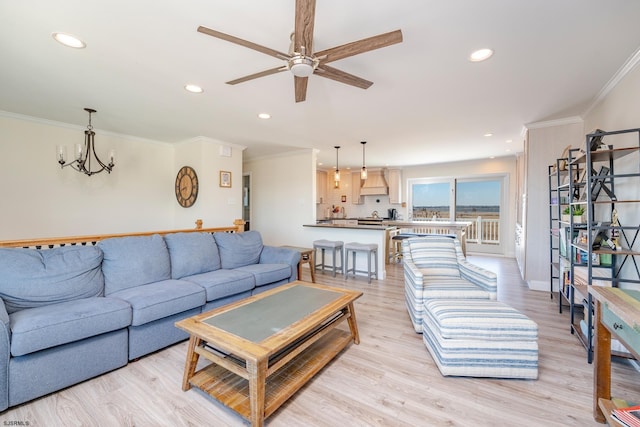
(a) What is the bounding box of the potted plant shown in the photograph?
[573,205,585,224]
[562,206,571,223]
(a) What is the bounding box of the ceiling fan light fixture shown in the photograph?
[289,56,315,77]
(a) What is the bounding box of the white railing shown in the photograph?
[465,216,499,245]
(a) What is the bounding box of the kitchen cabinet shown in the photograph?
[316,170,327,204]
[387,169,402,204]
[351,172,363,204]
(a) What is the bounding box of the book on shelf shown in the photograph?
[612,404,640,427]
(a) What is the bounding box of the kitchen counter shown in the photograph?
[302,224,393,279]
[305,223,395,230]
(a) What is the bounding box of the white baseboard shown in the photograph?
[528,279,553,292]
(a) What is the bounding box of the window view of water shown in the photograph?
[411,179,501,245]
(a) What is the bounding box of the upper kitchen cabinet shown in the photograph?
[352,172,363,204]
[316,170,327,204]
[387,169,403,204]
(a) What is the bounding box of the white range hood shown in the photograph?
[360,170,388,196]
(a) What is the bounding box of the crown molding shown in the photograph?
[582,45,640,117]
[524,116,583,130]
[0,109,166,146]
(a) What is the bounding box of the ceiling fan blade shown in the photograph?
[198,26,290,60]
[294,0,316,54]
[315,29,403,64]
[294,76,308,102]
[314,65,373,89]
[226,66,288,85]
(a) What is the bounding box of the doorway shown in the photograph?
[243,173,251,231]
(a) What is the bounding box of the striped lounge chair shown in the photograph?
[403,235,497,333]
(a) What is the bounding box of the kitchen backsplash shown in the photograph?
[316,183,403,219]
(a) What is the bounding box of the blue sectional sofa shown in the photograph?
[0,230,299,411]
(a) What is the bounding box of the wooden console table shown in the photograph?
[590,286,640,424]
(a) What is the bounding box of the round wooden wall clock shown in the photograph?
[175,166,198,207]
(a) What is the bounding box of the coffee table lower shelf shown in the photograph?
[189,328,352,421]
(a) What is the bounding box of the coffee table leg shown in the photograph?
[182,335,201,391]
[247,357,267,427]
[346,303,360,345]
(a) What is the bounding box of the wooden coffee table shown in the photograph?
[175,281,362,427]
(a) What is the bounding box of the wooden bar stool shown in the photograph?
[313,240,344,277]
[345,242,378,283]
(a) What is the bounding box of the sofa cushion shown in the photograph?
[182,269,255,301]
[164,232,221,279]
[407,236,460,277]
[425,299,538,341]
[0,246,104,314]
[99,234,171,295]
[235,263,292,287]
[108,279,205,326]
[213,231,263,269]
[9,297,132,356]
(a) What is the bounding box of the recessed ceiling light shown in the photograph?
[506,139,512,143]
[506,148,512,153]
[484,133,493,137]
[469,48,494,62]
[52,32,86,49]
[257,113,271,119]
[184,84,203,93]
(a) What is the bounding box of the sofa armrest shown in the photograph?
[403,257,424,287]
[0,299,10,411]
[259,246,301,281]
[459,260,497,298]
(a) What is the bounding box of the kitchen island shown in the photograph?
[303,220,471,280]
[303,223,394,280]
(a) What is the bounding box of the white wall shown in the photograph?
[173,137,244,230]
[243,150,316,246]
[524,122,584,291]
[0,113,242,240]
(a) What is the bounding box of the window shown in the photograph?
[411,181,451,220]
[409,175,504,253]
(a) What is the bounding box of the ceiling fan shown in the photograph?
[198,0,403,102]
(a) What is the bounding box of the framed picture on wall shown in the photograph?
[220,170,232,188]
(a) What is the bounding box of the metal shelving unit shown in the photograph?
[568,128,640,363]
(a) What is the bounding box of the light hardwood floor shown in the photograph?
[1,256,639,426]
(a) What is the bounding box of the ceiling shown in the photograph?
[2,1,640,170]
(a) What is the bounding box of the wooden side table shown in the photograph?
[281,246,315,283]
[590,287,640,423]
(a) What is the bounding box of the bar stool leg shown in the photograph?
[367,251,372,284]
[374,249,378,280]
[332,247,337,277]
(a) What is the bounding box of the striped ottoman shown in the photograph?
[422,299,538,379]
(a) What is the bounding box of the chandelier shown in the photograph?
[57,108,115,176]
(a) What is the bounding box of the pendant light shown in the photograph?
[334,146,341,188]
[360,141,368,180]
